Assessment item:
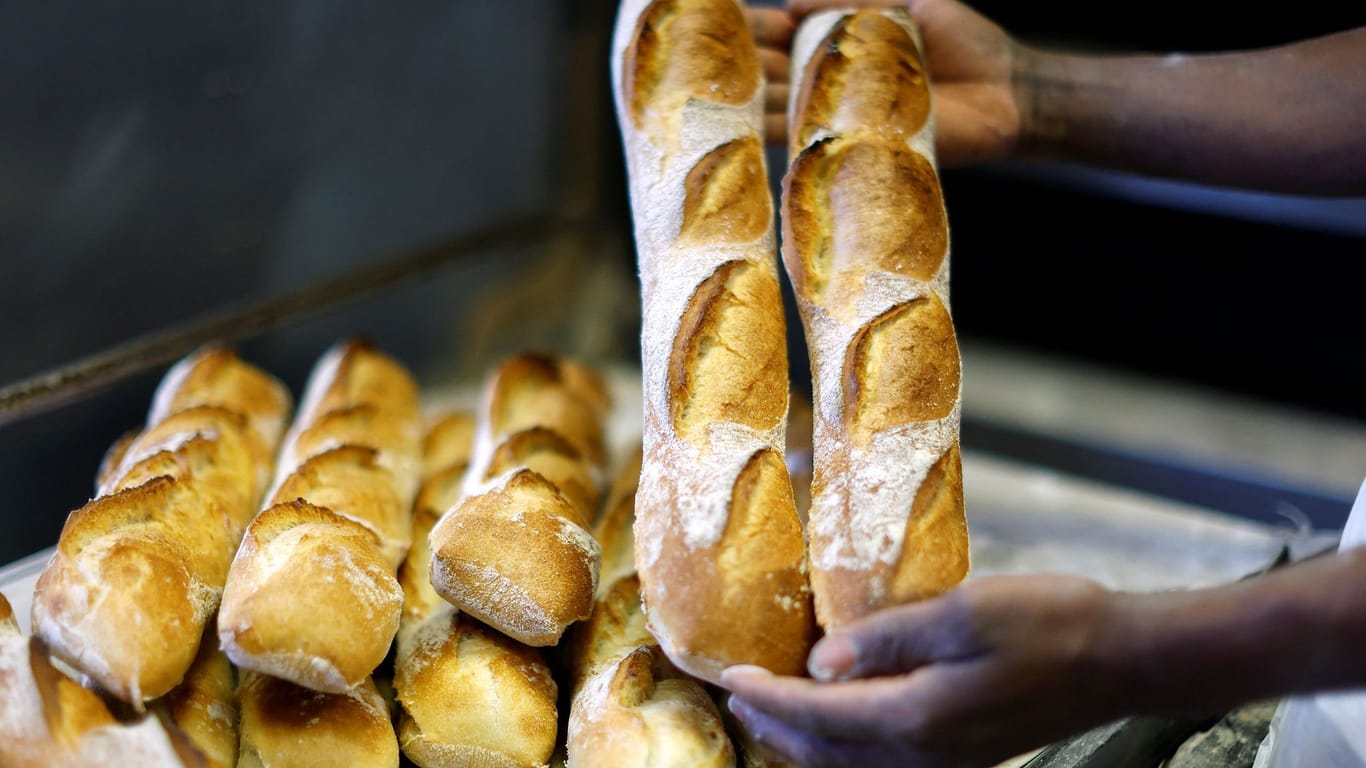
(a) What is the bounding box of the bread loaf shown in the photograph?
[428,353,607,647]
[236,671,398,768]
[219,340,419,692]
[151,623,238,768]
[611,0,815,684]
[564,452,734,768]
[33,348,290,703]
[395,411,559,768]
[2,592,204,767]
[783,8,969,629]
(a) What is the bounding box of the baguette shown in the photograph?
[236,671,398,768]
[395,411,559,768]
[564,452,734,768]
[151,623,238,768]
[428,353,608,647]
[783,8,968,628]
[2,593,204,767]
[611,0,815,684]
[33,349,290,703]
[219,340,419,692]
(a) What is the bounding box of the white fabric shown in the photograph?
[1254,475,1366,767]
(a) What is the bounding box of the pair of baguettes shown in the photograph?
[612,0,969,678]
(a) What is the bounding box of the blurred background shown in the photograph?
[1,0,1363,565]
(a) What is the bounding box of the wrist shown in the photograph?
[1010,45,1074,161]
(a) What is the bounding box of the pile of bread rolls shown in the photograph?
[2,341,756,767]
[1,1,967,764]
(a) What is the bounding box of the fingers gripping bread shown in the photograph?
[395,412,559,768]
[783,9,969,629]
[219,340,419,692]
[611,0,815,684]
[428,354,608,647]
[33,349,291,704]
[564,451,734,768]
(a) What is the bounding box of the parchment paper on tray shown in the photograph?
[963,453,1292,593]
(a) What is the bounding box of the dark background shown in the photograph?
[0,0,1363,565]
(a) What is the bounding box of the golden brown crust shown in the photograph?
[150,346,293,460]
[487,354,610,468]
[395,614,557,768]
[564,574,652,692]
[783,7,968,630]
[421,412,476,482]
[396,411,559,768]
[783,137,947,306]
[152,626,237,768]
[680,137,772,245]
[484,427,599,530]
[892,442,968,600]
[268,445,409,567]
[218,500,401,693]
[615,0,814,683]
[624,0,760,129]
[34,349,287,706]
[399,464,464,626]
[237,672,398,768]
[668,261,789,442]
[640,449,815,681]
[35,479,210,703]
[307,341,420,428]
[844,294,961,440]
[96,429,140,494]
[568,645,734,768]
[811,444,967,626]
[0,593,14,634]
[791,10,930,154]
[592,445,643,589]
[119,405,270,501]
[428,470,598,647]
[429,354,607,647]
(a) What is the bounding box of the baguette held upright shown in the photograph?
[783,7,969,629]
[611,0,815,684]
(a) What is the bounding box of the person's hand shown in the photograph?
[747,0,1028,167]
[722,575,1139,767]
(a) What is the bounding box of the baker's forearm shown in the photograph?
[1015,28,1366,195]
[1110,546,1366,714]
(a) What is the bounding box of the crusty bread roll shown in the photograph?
[219,340,418,692]
[236,671,398,768]
[428,353,607,647]
[33,349,290,704]
[396,614,557,768]
[2,593,204,767]
[610,0,816,684]
[221,499,401,692]
[564,449,735,768]
[783,8,969,629]
[394,411,559,768]
[272,339,423,534]
[151,623,238,768]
